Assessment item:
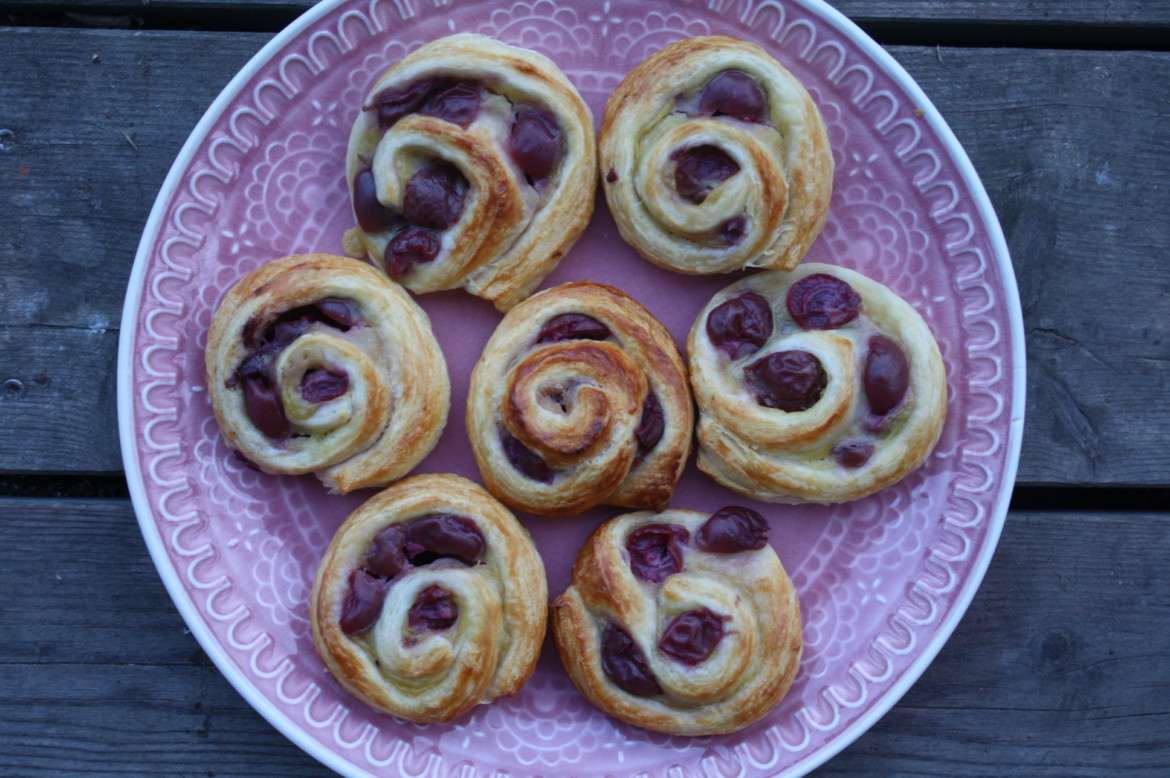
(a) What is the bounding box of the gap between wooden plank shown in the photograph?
[1,3,1170,51]
[0,474,1167,513]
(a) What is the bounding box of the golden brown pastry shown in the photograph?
[599,35,833,275]
[343,33,597,311]
[205,254,449,493]
[310,473,547,723]
[687,263,948,503]
[466,282,692,518]
[552,506,801,735]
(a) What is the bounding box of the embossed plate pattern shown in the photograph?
[118,0,1025,775]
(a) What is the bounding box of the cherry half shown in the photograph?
[698,70,766,123]
[407,584,459,633]
[402,161,468,230]
[535,313,611,343]
[786,274,862,331]
[743,350,827,412]
[601,623,662,697]
[672,145,739,204]
[695,506,769,553]
[625,523,689,583]
[706,291,773,360]
[385,227,441,281]
[509,106,561,182]
[864,335,910,416]
[658,608,728,665]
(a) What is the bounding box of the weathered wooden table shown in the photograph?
[2,0,1167,775]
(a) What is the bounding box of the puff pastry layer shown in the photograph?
[552,507,801,735]
[600,35,833,275]
[688,263,948,503]
[205,254,449,493]
[344,33,596,311]
[310,473,547,722]
[467,282,692,518]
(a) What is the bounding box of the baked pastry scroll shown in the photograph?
[310,473,547,723]
[205,254,449,493]
[687,263,947,503]
[466,282,692,518]
[551,506,801,735]
[344,33,597,311]
[599,35,833,275]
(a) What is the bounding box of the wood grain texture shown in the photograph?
[4,0,1170,27]
[0,28,1167,486]
[1,498,1166,775]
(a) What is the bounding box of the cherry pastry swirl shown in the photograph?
[467,282,692,518]
[552,506,802,735]
[344,33,597,311]
[687,263,948,503]
[599,35,833,275]
[310,474,547,723]
[205,254,449,493]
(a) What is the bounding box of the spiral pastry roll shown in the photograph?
[688,263,947,503]
[310,474,547,722]
[205,254,449,493]
[467,282,692,518]
[599,35,832,275]
[343,33,597,311]
[552,506,801,735]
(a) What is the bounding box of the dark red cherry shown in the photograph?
[509,106,561,181]
[242,374,289,439]
[672,145,740,204]
[864,335,909,415]
[707,291,774,360]
[634,392,664,455]
[536,313,611,343]
[718,214,747,245]
[408,584,459,632]
[744,350,827,411]
[786,273,862,330]
[365,525,408,579]
[340,569,389,635]
[369,79,434,129]
[501,431,554,483]
[353,168,396,233]
[695,506,769,553]
[385,227,441,280]
[601,623,662,696]
[625,524,689,583]
[402,161,468,230]
[833,440,875,468]
[419,81,480,127]
[658,608,728,665]
[300,368,348,403]
[404,514,486,567]
[698,70,766,123]
[313,298,361,330]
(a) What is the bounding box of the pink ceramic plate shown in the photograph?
[118,0,1025,775]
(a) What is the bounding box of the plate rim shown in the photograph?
[116,0,1027,775]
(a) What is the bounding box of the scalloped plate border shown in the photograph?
[118,1,1025,776]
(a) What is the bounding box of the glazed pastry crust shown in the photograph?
[687,263,948,503]
[600,35,833,275]
[551,509,802,736]
[345,33,597,311]
[467,282,692,518]
[310,474,547,722]
[205,254,449,493]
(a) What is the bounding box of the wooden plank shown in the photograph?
[4,0,1170,29]
[1,498,1167,775]
[886,46,1170,487]
[0,28,267,473]
[1,27,1168,485]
